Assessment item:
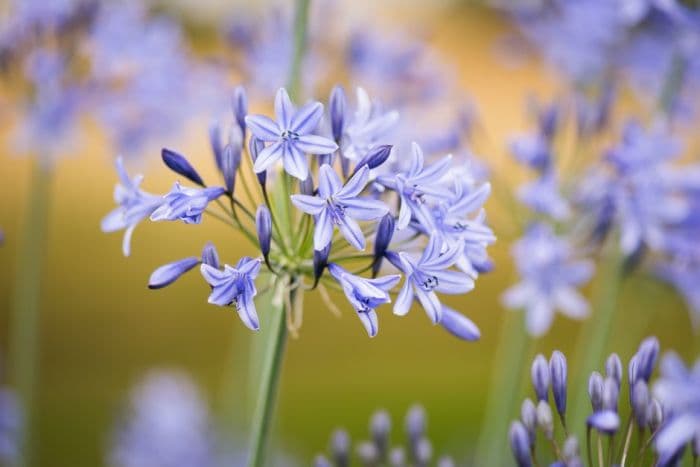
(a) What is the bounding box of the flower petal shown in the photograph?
[237,291,260,331]
[291,101,324,134]
[415,288,442,323]
[318,164,342,198]
[291,194,326,215]
[275,88,294,129]
[393,281,414,316]
[253,142,284,173]
[338,215,365,250]
[148,257,200,289]
[433,269,475,294]
[245,115,280,141]
[343,198,388,221]
[357,309,379,337]
[314,208,334,251]
[295,134,339,155]
[282,143,309,180]
[337,165,369,199]
[440,306,480,341]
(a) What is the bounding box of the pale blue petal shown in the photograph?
[291,101,324,134]
[440,306,480,341]
[282,143,309,180]
[338,215,365,250]
[337,165,369,199]
[433,269,474,294]
[314,208,334,251]
[318,164,342,198]
[295,135,338,155]
[245,115,280,141]
[343,198,388,221]
[291,194,326,215]
[253,142,284,173]
[275,88,294,129]
[415,288,442,323]
[393,280,414,316]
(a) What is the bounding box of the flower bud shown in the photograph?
[372,214,395,277]
[602,376,619,412]
[647,398,663,432]
[356,441,378,466]
[222,129,243,193]
[521,398,537,445]
[330,85,346,142]
[405,405,426,442]
[531,354,550,402]
[331,429,350,467]
[588,371,604,412]
[201,242,219,269]
[550,351,567,418]
[635,336,659,382]
[509,421,532,467]
[370,410,391,459]
[439,307,480,341]
[536,401,553,440]
[631,380,649,428]
[388,447,405,467]
[161,148,204,186]
[562,436,580,461]
[353,144,393,176]
[313,243,331,283]
[209,123,223,170]
[299,174,314,196]
[232,86,248,134]
[148,257,199,289]
[437,456,455,467]
[313,455,331,467]
[414,437,432,466]
[249,137,266,186]
[605,353,622,388]
[256,205,272,260]
[628,354,639,386]
[587,410,619,434]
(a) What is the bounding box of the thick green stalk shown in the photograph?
[9,158,52,467]
[246,284,289,467]
[474,312,533,466]
[287,0,311,102]
[569,249,625,433]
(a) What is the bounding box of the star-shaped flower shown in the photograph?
[291,165,389,251]
[245,88,338,180]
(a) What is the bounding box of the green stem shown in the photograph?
[246,284,290,467]
[473,312,534,466]
[287,0,311,101]
[9,158,52,467]
[570,249,625,434]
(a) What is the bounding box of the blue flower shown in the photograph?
[245,88,338,180]
[502,223,593,337]
[518,173,571,221]
[653,352,700,463]
[339,87,399,161]
[391,235,473,324]
[327,263,400,337]
[377,143,453,230]
[101,158,164,257]
[150,183,225,225]
[108,371,216,467]
[291,165,389,251]
[200,257,262,331]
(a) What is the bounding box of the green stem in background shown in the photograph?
[9,158,52,467]
[246,283,290,467]
[474,312,534,466]
[287,0,311,102]
[569,249,625,434]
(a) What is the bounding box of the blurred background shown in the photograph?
[0,0,698,465]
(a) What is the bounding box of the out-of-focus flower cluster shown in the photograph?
[510,337,700,466]
[313,405,456,467]
[502,92,700,335]
[0,0,221,163]
[103,84,494,339]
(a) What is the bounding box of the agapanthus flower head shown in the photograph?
[314,405,454,467]
[108,370,216,467]
[509,336,700,466]
[104,85,494,339]
[502,223,594,337]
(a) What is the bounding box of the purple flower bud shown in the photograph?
[299,175,314,196]
[635,337,659,382]
[605,353,622,388]
[509,421,532,467]
[414,437,432,465]
[161,148,204,186]
[389,448,405,467]
[209,123,223,170]
[232,86,248,134]
[531,354,550,402]
[521,398,537,445]
[405,405,426,442]
[549,351,567,417]
[313,243,331,283]
[602,376,619,412]
[439,306,480,341]
[647,398,663,432]
[372,214,395,277]
[631,380,649,428]
[356,441,378,464]
[329,85,346,142]
[588,372,604,412]
[201,242,219,269]
[249,137,266,186]
[313,455,331,467]
[222,136,242,194]
[331,429,350,467]
[256,205,272,259]
[437,456,455,467]
[628,354,639,386]
[353,144,393,176]
[370,410,391,458]
[587,410,620,434]
[148,257,199,289]
[536,401,553,439]
[562,436,580,462]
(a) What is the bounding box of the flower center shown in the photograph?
[415,271,439,292]
[281,129,300,141]
[326,198,347,225]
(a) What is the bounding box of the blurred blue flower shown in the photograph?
[339,87,399,161]
[101,158,164,257]
[292,165,388,251]
[109,371,216,467]
[518,173,571,221]
[150,184,226,225]
[503,223,593,337]
[200,257,262,331]
[245,88,338,180]
[0,385,22,466]
[327,263,400,337]
[653,352,700,463]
